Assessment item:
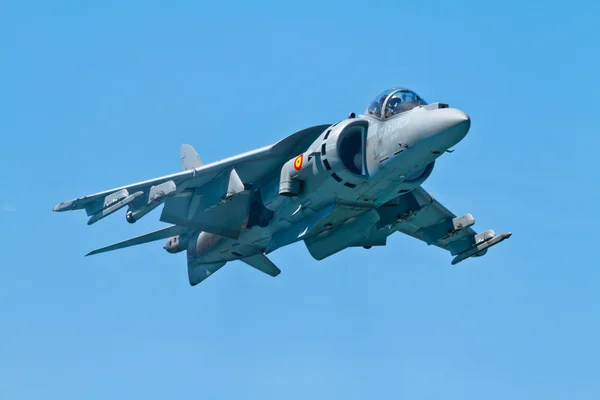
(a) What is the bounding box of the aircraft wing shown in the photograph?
[53,125,331,233]
[364,187,511,264]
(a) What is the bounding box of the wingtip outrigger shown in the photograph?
[451,231,512,265]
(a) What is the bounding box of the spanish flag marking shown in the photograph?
[294,154,303,171]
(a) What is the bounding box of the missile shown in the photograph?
[87,191,144,225]
[451,231,512,265]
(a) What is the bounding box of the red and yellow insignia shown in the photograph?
[294,154,303,171]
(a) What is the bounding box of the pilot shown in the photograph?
[385,95,403,118]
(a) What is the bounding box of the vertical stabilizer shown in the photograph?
[187,258,226,286]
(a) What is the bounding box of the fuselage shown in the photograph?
[186,91,471,265]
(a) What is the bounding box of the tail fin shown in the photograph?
[180,144,204,171]
[188,259,226,286]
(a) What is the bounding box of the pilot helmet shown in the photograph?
[385,95,402,117]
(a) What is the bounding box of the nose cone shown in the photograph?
[437,108,470,146]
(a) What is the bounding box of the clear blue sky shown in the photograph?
[1,1,599,398]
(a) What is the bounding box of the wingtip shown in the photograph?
[53,199,75,212]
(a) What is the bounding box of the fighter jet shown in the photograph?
[53,87,511,286]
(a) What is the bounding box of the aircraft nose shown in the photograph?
[435,108,471,147]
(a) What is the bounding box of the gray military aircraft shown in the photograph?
[54,87,511,286]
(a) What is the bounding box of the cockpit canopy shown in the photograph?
[366,88,427,119]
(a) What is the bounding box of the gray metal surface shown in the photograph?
[53,87,511,286]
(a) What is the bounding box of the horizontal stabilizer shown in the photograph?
[86,225,190,256]
[180,144,204,171]
[240,254,281,277]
